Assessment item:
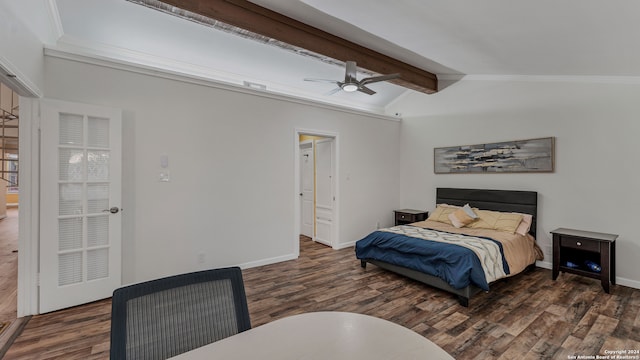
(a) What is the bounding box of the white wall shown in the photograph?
[43,56,401,284]
[0,1,45,96]
[390,78,640,289]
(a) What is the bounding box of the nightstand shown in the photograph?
[394,209,428,226]
[551,228,618,293]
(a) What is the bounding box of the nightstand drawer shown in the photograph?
[395,213,416,223]
[560,237,599,252]
[394,209,428,226]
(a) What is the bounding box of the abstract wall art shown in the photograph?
[434,137,555,173]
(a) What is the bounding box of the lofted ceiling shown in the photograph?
[6,0,640,115]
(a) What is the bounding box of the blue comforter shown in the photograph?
[355,228,507,291]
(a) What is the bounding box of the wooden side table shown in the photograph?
[394,209,428,226]
[551,228,618,293]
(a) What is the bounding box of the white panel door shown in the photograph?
[39,99,122,313]
[300,141,314,238]
[314,138,334,246]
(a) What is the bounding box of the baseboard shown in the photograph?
[0,316,31,358]
[239,253,298,269]
[535,260,639,290]
[616,277,640,290]
[535,260,552,270]
[334,241,356,250]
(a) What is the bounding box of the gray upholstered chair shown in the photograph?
[110,267,251,360]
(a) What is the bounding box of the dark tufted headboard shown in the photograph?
[436,188,538,238]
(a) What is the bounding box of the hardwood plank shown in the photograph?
[479,332,516,359]
[4,236,640,359]
[0,207,19,358]
[0,207,18,322]
[600,336,640,356]
[574,314,619,355]
[445,319,499,358]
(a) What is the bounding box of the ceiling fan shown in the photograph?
[304,61,400,95]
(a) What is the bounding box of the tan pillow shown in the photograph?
[514,213,533,236]
[467,210,523,234]
[448,207,476,228]
[427,204,459,225]
[438,204,460,209]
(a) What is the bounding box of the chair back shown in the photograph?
[110,267,251,360]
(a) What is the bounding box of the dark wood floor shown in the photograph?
[0,207,27,359]
[0,207,18,323]
[4,236,640,359]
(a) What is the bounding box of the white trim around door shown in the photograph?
[294,129,339,252]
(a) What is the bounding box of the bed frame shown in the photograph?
[360,187,538,307]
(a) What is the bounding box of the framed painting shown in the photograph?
[434,137,555,173]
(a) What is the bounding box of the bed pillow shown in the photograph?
[438,203,460,208]
[448,206,477,228]
[461,203,478,219]
[467,209,523,234]
[427,204,460,225]
[514,213,533,236]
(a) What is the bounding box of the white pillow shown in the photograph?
[461,204,478,219]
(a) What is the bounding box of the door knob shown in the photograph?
[103,207,120,214]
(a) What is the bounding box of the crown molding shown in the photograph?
[44,38,400,122]
[439,74,640,84]
[0,55,43,98]
[45,0,65,42]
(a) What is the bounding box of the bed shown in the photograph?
[356,188,542,307]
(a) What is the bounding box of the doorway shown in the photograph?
[295,130,338,252]
[1,82,19,219]
[299,140,314,238]
[1,57,44,319]
[0,81,20,355]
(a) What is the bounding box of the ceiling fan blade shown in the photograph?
[304,78,340,84]
[344,61,358,82]
[357,85,376,95]
[360,73,400,85]
[324,87,343,96]
[305,61,391,96]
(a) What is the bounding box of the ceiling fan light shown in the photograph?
[341,83,358,92]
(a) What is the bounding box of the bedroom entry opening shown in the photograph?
[0,80,20,342]
[296,130,338,251]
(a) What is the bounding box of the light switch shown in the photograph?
[160,154,169,168]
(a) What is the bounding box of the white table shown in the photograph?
[169,311,454,360]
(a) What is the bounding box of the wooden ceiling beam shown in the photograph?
[160,0,438,94]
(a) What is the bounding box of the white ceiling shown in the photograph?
[277,0,640,76]
[8,0,640,114]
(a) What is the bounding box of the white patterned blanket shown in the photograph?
[380,225,507,283]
